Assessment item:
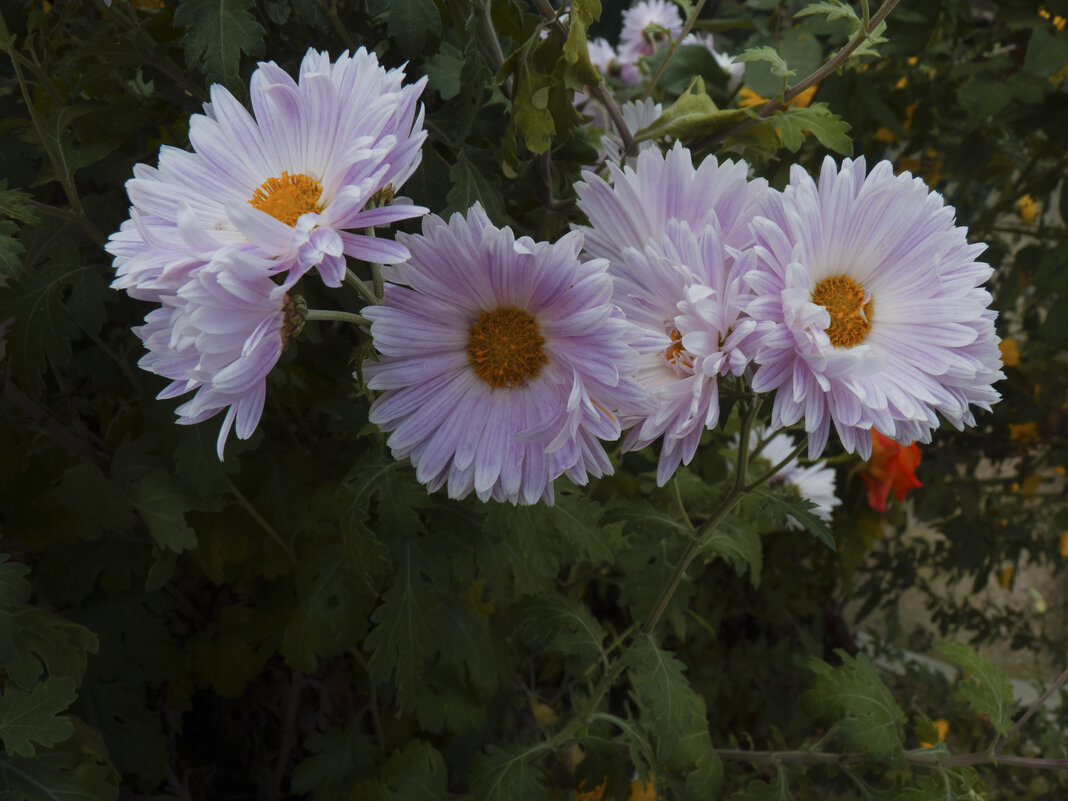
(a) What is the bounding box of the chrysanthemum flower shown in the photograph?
[109,47,427,294]
[745,157,1004,459]
[748,426,840,526]
[600,98,663,163]
[574,144,771,484]
[135,250,298,458]
[618,0,683,84]
[362,205,650,505]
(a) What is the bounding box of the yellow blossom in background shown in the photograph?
[999,338,1020,367]
[530,697,558,726]
[1016,195,1039,224]
[1053,59,1068,86]
[1009,422,1040,443]
[1060,531,1068,557]
[920,718,950,748]
[463,578,495,619]
[894,76,908,90]
[1020,474,1043,496]
[576,780,657,801]
[874,126,897,143]
[1053,466,1066,475]
[737,85,817,109]
[1040,7,1067,30]
[997,565,1015,588]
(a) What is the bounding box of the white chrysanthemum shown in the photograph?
[750,427,840,526]
[600,98,663,163]
[575,144,771,484]
[745,157,1004,459]
[618,0,684,84]
[110,47,427,299]
[681,32,745,92]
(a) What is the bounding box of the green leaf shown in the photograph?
[728,765,791,801]
[752,486,836,548]
[353,740,450,801]
[1024,27,1068,77]
[804,651,906,760]
[470,743,548,801]
[346,453,430,535]
[173,0,266,90]
[702,516,763,586]
[126,471,197,553]
[0,181,40,226]
[0,748,119,801]
[423,42,465,100]
[771,102,853,155]
[734,46,796,79]
[562,0,603,89]
[447,150,506,224]
[793,0,860,27]
[282,543,377,674]
[437,597,498,696]
[3,608,99,691]
[0,220,23,278]
[388,0,442,58]
[291,724,377,800]
[636,77,748,143]
[935,642,1015,734]
[0,677,76,757]
[364,542,441,709]
[514,595,606,664]
[0,555,31,609]
[620,635,706,760]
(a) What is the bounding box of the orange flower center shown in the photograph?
[248,171,323,227]
[664,327,694,372]
[466,307,548,388]
[811,274,873,348]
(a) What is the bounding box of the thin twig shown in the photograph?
[478,0,512,96]
[344,268,380,307]
[696,0,903,149]
[269,673,304,801]
[745,437,808,492]
[994,666,1068,754]
[225,476,294,559]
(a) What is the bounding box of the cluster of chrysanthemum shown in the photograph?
[108,48,427,457]
[111,50,1004,511]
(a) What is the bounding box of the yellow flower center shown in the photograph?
[811,274,873,348]
[248,171,323,226]
[466,307,548,388]
[664,327,694,372]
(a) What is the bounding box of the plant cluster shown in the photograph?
[2,0,1068,799]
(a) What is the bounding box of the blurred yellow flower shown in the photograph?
[920,718,950,747]
[1059,531,1068,558]
[999,338,1020,367]
[1020,474,1043,496]
[737,85,817,108]
[997,565,1014,588]
[464,578,495,619]
[576,780,657,801]
[874,127,897,143]
[1039,8,1067,30]
[894,76,908,90]
[1009,422,1040,443]
[1016,195,1039,224]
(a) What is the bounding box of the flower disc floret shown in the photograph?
[108,47,428,298]
[363,205,651,506]
[744,156,1004,459]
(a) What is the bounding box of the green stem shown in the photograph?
[362,227,385,300]
[643,0,709,100]
[304,309,371,327]
[344,269,380,307]
[745,437,808,492]
[225,477,293,559]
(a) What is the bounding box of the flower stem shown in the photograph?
[304,309,371,327]
[643,0,709,100]
[344,268,379,307]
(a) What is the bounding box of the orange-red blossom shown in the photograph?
[859,430,922,513]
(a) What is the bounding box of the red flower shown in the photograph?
[859,430,922,512]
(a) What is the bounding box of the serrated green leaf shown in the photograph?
[562,0,603,89]
[0,220,23,278]
[0,677,76,757]
[282,543,376,674]
[621,635,706,760]
[291,724,376,800]
[728,765,791,801]
[1024,26,1068,77]
[703,515,763,586]
[127,471,197,553]
[346,453,429,535]
[437,597,498,696]
[514,594,606,664]
[0,181,39,226]
[935,642,1015,734]
[447,151,505,224]
[771,102,853,155]
[423,42,465,100]
[4,608,99,691]
[389,0,442,58]
[804,651,906,760]
[793,0,860,26]
[470,743,548,801]
[752,486,836,548]
[364,542,440,709]
[635,77,747,142]
[357,740,450,801]
[0,555,31,609]
[0,748,119,801]
[735,46,796,79]
[173,0,266,90]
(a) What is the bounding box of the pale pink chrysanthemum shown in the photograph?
[109,47,427,298]
[363,205,651,505]
[745,157,1004,459]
